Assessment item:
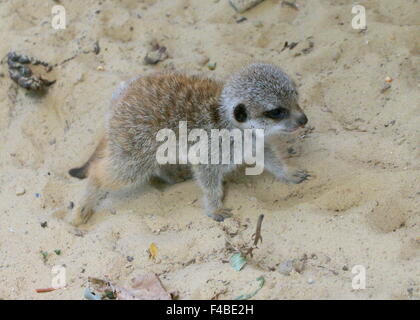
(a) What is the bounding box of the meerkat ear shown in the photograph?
[233,103,247,123]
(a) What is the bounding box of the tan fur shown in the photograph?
[71,73,224,225]
[69,64,309,225]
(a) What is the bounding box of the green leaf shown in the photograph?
[230,252,246,271]
[234,276,265,300]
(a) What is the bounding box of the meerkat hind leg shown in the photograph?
[72,158,126,226]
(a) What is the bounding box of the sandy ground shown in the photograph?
[0,0,419,300]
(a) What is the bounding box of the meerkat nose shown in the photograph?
[297,114,308,127]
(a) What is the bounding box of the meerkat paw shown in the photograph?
[207,208,233,222]
[71,207,94,226]
[283,169,310,184]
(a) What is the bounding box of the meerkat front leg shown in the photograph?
[264,145,309,184]
[193,165,233,222]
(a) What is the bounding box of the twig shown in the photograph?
[245,214,264,258]
[35,287,56,293]
[252,214,264,246]
[317,265,339,275]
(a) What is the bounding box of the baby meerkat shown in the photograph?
[69,63,309,225]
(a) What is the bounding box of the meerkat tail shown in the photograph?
[69,136,107,180]
[69,163,90,179]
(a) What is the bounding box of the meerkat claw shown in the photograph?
[71,207,93,226]
[291,170,310,184]
[209,208,233,222]
[81,207,95,224]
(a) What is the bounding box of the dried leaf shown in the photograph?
[116,273,171,300]
[85,273,171,300]
[149,242,158,260]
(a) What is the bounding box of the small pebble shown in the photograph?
[229,0,264,13]
[281,1,299,10]
[385,76,392,83]
[407,288,414,297]
[196,55,210,66]
[96,66,104,71]
[287,147,296,155]
[207,62,217,71]
[236,16,247,23]
[16,187,26,196]
[40,221,48,228]
[380,83,391,93]
[384,120,396,127]
[127,256,134,262]
[41,251,49,262]
[93,41,100,55]
[307,278,315,285]
[144,45,168,65]
[74,229,85,237]
[278,260,294,276]
[293,260,305,273]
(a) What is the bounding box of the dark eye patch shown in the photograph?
[234,103,247,122]
[263,107,289,120]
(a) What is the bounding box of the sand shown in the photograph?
[0,0,419,300]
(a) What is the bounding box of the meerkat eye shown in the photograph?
[263,107,289,120]
[233,103,247,123]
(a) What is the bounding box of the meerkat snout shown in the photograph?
[296,113,308,127]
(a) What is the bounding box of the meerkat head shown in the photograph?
[221,63,308,136]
